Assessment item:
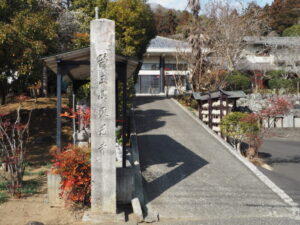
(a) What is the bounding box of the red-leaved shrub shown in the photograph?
[51,145,91,206]
[61,106,90,129]
[260,97,292,117]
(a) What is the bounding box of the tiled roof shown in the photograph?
[193,89,246,101]
[148,36,190,49]
[244,36,300,46]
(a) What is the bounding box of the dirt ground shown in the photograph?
[0,97,87,225]
[0,173,84,225]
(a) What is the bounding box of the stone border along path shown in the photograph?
[134,96,300,223]
[171,98,300,219]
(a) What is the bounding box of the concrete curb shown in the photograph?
[131,107,160,223]
[171,98,300,219]
[130,110,145,205]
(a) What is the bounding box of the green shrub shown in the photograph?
[76,82,90,100]
[20,180,39,196]
[266,71,298,92]
[0,182,8,203]
[221,112,247,139]
[225,71,251,91]
[221,112,260,150]
[0,191,7,204]
[283,24,300,37]
[190,99,198,110]
[268,79,295,92]
[117,76,136,119]
[266,70,285,79]
[177,94,199,109]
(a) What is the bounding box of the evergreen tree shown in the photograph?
[104,0,156,58]
[283,24,300,36]
[153,7,192,38]
[0,0,58,104]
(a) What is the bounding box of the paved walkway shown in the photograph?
[134,97,298,223]
[260,139,300,205]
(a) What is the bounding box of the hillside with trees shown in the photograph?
[267,0,300,36]
[149,3,193,39]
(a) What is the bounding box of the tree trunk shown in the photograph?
[0,79,7,105]
[0,89,6,105]
[237,142,242,155]
[42,65,48,97]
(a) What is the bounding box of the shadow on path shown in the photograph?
[134,96,166,107]
[138,134,208,205]
[134,109,175,133]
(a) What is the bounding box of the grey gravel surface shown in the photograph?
[134,97,298,223]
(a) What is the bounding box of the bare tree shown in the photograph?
[186,0,265,92]
[0,96,35,196]
[167,50,190,96]
[274,45,300,79]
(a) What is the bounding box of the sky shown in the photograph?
[147,0,274,11]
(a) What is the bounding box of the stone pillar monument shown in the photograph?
[89,18,117,218]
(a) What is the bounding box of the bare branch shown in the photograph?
[186,0,264,92]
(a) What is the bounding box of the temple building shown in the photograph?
[135,36,191,95]
[238,36,300,89]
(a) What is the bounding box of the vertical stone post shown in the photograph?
[90,19,116,214]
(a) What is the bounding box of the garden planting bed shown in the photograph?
[0,97,87,225]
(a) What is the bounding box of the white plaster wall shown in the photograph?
[165,86,186,96]
[142,56,160,63]
[139,70,160,75]
[295,117,300,128]
[246,55,275,64]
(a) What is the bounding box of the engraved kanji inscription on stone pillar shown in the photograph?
[90,19,116,214]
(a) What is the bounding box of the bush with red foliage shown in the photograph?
[240,113,263,155]
[260,97,292,117]
[61,106,90,129]
[244,97,292,157]
[51,145,91,206]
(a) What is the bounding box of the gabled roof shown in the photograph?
[193,89,246,101]
[149,36,189,49]
[244,36,300,47]
[146,36,191,54]
[42,47,140,80]
[236,60,275,72]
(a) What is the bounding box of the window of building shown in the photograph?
[139,75,160,94]
[165,75,186,87]
[165,63,188,71]
[141,63,160,70]
[255,46,271,56]
[275,60,286,66]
